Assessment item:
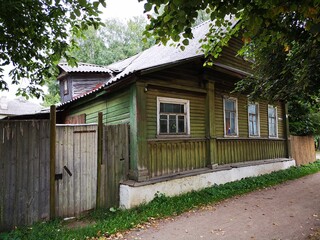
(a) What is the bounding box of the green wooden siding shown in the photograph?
[214,89,285,139]
[67,90,130,124]
[68,98,107,123]
[137,59,288,179]
[277,103,285,138]
[259,102,268,137]
[146,88,206,139]
[147,139,207,178]
[145,88,207,177]
[216,139,287,164]
[215,36,251,73]
[105,91,130,125]
[140,65,208,178]
[143,60,204,89]
[215,91,251,137]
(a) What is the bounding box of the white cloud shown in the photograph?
[101,0,146,20]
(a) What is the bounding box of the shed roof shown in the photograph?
[0,97,42,118]
[58,62,112,74]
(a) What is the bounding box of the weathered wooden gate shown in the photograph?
[55,124,98,217]
[55,123,129,217]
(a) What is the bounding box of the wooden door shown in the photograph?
[55,124,97,217]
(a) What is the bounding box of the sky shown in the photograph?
[1,0,146,104]
[102,0,146,20]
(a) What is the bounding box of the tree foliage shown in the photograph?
[71,17,154,66]
[142,0,320,101]
[288,100,320,136]
[0,0,105,98]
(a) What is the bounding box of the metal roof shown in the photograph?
[58,62,112,74]
[59,18,239,107]
[0,97,43,117]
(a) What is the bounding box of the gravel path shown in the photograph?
[124,172,320,240]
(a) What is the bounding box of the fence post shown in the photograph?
[96,112,103,208]
[50,105,56,219]
[284,103,291,158]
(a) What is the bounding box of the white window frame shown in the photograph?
[268,105,278,138]
[157,97,190,137]
[248,102,260,137]
[223,96,238,137]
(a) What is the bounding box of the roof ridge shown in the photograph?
[58,62,109,68]
[191,20,211,30]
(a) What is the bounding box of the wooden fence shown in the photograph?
[0,118,129,231]
[0,120,50,231]
[290,135,316,165]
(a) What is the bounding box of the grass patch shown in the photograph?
[2,161,320,240]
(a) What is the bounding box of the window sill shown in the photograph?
[268,136,279,139]
[224,135,239,138]
[156,134,191,139]
[249,135,261,138]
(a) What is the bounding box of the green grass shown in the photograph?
[1,161,320,240]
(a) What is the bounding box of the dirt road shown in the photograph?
[124,173,320,240]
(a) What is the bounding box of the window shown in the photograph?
[63,80,68,95]
[224,97,238,136]
[157,97,190,136]
[268,105,278,137]
[248,102,260,137]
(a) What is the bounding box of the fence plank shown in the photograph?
[99,124,129,208]
[291,135,316,165]
[55,125,97,217]
[0,120,50,231]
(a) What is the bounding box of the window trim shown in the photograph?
[157,97,190,137]
[63,79,68,95]
[223,96,238,137]
[248,102,260,137]
[268,105,278,138]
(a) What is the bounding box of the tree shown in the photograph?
[0,0,105,98]
[71,16,154,65]
[142,0,320,102]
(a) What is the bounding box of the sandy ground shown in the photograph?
[123,172,320,240]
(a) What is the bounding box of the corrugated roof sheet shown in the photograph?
[59,19,238,107]
[58,62,112,74]
[0,97,42,117]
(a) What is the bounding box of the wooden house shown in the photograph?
[57,21,291,183]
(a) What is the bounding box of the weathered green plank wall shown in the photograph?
[147,139,207,178]
[216,139,287,164]
[146,89,206,138]
[141,63,208,177]
[215,36,251,73]
[214,89,285,139]
[145,87,207,176]
[67,90,130,124]
[105,91,131,125]
[69,98,107,123]
[137,59,288,179]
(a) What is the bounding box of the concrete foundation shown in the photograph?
[119,158,296,209]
